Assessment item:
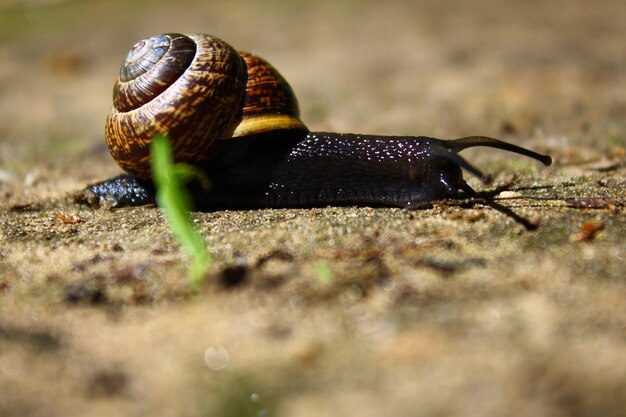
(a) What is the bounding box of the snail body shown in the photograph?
[87,33,551,209]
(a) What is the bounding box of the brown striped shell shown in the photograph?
[234,52,307,137]
[105,33,307,179]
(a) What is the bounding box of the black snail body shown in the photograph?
[86,33,552,209]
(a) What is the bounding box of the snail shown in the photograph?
[85,33,552,209]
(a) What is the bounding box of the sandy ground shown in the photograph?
[1,0,625,416]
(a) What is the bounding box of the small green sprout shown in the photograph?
[314,261,334,284]
[150,135,212,292]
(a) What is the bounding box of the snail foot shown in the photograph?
[77,174,156,208]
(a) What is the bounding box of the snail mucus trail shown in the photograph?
[86,33,552,209]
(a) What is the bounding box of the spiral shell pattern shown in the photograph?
[105,33,246,178]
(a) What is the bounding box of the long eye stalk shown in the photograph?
[446,136,552,166]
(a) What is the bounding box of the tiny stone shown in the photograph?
[498,191,523,198]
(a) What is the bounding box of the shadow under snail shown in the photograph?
[85,33,552,209]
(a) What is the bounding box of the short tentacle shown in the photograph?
[428,144,493,184]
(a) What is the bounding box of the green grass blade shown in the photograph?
[150,135,212,292]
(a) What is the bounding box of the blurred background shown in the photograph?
[1,2,625,416]
[1,0,624,188]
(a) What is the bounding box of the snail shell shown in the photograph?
[105,33,306,179]
[234,52,307,137]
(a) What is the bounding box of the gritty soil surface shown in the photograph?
[1,0,625,416]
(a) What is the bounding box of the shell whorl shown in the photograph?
[114,34,197,112]
[232,52,307,137]
[105,33,246,179]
